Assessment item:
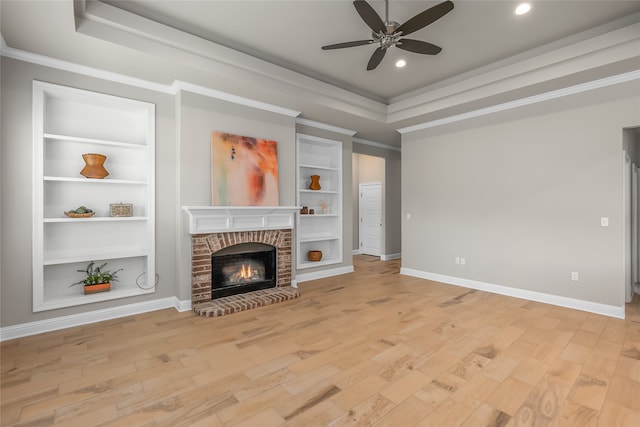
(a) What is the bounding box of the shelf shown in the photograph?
[299,214,339,218]
[296,133,343,271]
[44,249,148,265]
[298,258,342,269]
[33,81,155,312]
[299,164,340,171]
[44,176,147,185]
[44,133,147,149]
[300,189,339,195]
[299,235,340,243]
[38,286,155,311]
[44,216,148,223]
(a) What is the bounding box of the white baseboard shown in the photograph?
[400,268,625,319]
[381,253,401,261]
[296,266,354,283]
[173,297,192,312]
[0,297,189,341]
[352,249,360,255]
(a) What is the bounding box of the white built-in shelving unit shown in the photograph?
[32,81,155,311]
[296,134,343,269]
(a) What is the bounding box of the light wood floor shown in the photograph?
[2,255,640,426]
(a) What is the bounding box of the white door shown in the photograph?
[359,183,382,256]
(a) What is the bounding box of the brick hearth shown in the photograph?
[191,229,298,315]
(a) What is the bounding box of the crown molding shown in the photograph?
[0,39,301,118]
[397,70,640,134]
[353,137,401,152]
[295,118,356,136]
[388,16,640,124]
[75,0,387,123]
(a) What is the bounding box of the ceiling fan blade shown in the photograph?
[353,0,386,34]
[396,0,454,37]
[367,47,386,70]
[321,40,374,50]
[396,39,442,55]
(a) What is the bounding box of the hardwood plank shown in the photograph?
[2,256,639,426]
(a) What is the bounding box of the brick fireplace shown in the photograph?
[183,206,300,317]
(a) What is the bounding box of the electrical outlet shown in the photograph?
[460,258,466,265]
[571,272,579,281]
[455,257,460,265]
[601,217,609,227]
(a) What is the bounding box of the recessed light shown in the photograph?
[395,59,406,68]
[515,3,532,15]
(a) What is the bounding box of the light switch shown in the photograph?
[601,217,609,227]
[406,213,411,220]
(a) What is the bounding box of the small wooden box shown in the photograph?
[110,203,133,217]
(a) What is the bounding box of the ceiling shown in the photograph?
[101,0,640,102]
[1,1,639,146]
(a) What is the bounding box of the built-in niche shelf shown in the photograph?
[296,134,343,269]
[32,81,156,312]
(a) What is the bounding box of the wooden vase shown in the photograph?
[309,175,321,190]
[308,250,322,262]
[80,153,109,179]
[84,282,111,294]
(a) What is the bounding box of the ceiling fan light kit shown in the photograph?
[321,0,454,71]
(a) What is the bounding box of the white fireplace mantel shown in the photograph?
[182,206,299,234]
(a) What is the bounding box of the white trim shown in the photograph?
[381,253,401,261]
[182,206,299,234]
[0,40,301,118]
[296,118,356,136]
[388,18,640,122]
[400,268,625,319]
[296,266,354,283]
[397,70,640,134]
[0,298,183,341]
[352,249,361,255]
[175,81,300,117]
[76,0,387,121]
[1,37,171,94]
[173,297,192,312]
[353,137,401,152]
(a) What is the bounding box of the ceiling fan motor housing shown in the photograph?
[374,21,401,49]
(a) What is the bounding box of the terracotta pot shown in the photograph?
[84,282,111,294]
[80,153,109,179]
[309,175,321,190]
[308,250,322,262]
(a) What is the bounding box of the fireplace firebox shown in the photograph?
[211,242,277,299]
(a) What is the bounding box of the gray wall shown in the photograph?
[177,91,297,299]
[1,57,177,327]
[0,56,358,328]
[295,123,354,275]
[401,82,640,308]
[353,142,402,258]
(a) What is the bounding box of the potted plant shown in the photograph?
[71,261,122,294]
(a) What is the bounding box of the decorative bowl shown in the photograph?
[308,250,323,262]
[64,211,95,218]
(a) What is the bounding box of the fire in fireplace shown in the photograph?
[211,242,276,299]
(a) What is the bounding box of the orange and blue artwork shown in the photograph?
[211,131,279,206]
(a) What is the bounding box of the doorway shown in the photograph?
[623,127,640,305]
[359,183,382,256]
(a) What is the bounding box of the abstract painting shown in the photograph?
[211,131,279,206]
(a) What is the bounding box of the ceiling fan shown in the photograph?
[321,0,454,71]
